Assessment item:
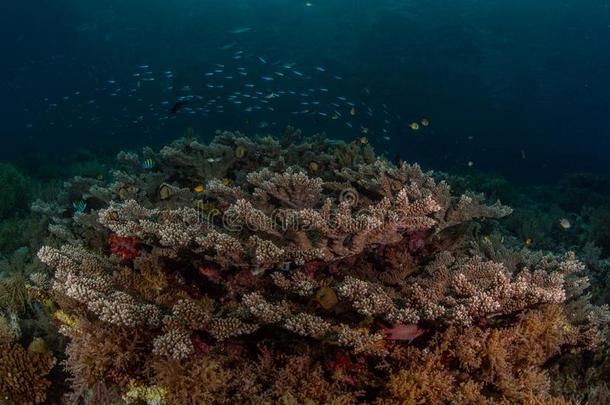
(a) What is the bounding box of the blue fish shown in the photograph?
[72,200,87,214]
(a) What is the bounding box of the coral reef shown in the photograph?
[377,304,581,404]
[0,339,56,404]
[28,130,610,403]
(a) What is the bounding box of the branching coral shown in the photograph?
[38,245,162,328]
[97,175,444,271]
[406,251,576,325]
[32,130,608,403]
[376,304,587,404]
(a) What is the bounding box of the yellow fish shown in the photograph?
[350,107,356,116]
[193,184,205,193]
[524,238,533,247]
[420,118,430,126]
[409,122,420,131]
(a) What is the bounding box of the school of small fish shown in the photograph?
[34,39,435,153]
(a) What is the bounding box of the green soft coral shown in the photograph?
[0,163,31,219]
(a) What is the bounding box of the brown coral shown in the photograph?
[0,342,55,404]
[378,347,455,405]
[151,357,231,404]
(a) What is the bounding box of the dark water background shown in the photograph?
[1,0,609,182]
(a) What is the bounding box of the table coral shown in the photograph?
[32,130,609,403]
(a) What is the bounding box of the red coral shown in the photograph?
[191,334,210,354]
[108,233,140,260]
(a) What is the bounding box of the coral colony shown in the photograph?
[1,128,608,403]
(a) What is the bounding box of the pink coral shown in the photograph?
[108,233,140,260]
[407,230,427,251]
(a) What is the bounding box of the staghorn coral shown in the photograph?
[152,327,194,360]
[38,245,162,328]
[97,178,444,271]
[31,130,608,402]
[405,251,575,325]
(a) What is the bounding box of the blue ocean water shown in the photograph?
[1,0,609,181]
[2,3,610,403]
